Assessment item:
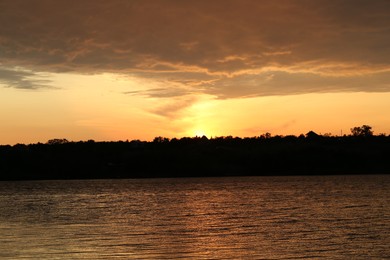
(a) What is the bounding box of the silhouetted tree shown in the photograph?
[2,130,390,181]
[47,138,69,145]
[153,136,170,143]
[350,125,373,137]
[260,132,272,139]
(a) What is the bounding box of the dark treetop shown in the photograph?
[1,128,390,180]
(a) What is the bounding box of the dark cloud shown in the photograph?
[0,67,51,89]
[0,0,389,96]
[202,71,390,99]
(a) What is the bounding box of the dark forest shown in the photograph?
[1,126,390,180]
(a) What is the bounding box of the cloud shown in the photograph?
[202,70,390,99]
[148,96,199,119]
[0,67,51,89]
[1,0,390,96]
[124,87,193,99]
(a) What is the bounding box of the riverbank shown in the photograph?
[1,135,390,180]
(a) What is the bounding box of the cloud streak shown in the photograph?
[0,0,389,96]
[0,67,51,89]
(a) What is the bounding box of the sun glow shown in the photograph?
[193,129,208,137]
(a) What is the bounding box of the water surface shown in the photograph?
[0,175,389,259]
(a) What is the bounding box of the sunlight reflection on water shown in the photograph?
[0,175,389,259]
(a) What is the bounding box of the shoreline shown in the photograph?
[2,135,390,181]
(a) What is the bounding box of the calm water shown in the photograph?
[0,175,389,259]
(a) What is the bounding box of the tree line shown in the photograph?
[1,125,389,180]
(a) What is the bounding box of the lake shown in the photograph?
[0,175,389,259]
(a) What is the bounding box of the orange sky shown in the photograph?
[1,0,390,144]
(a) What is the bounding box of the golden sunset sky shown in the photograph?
[1,0,390,144]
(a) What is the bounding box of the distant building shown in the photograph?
[306,131,320,139]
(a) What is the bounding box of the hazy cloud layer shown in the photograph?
[0,67,51,89]
[1,0,389,96]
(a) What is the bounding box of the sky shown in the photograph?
[1,0,390,144]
